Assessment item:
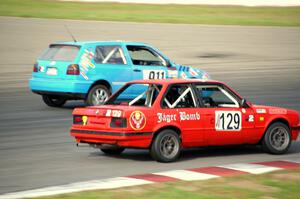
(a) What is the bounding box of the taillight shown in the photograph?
[110,118,127,128]
[67,64,80,75]
[33,62,38,72]
[73,115,83,124]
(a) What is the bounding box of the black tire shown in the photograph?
[100,148,125,155]
[42,95,66,107]
[150,129,181,163]
[86,84,110,106]
[262,122,291,154]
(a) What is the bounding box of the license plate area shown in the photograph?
[46,67,58,76]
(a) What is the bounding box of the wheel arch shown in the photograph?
[87,80,112,97]
[259,117,291,144]
[150,125,182,147]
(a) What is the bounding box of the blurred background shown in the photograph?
[0,0,299,196]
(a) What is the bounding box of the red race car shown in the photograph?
[70,79,300,162]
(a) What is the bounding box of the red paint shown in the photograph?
[70,79,300,153]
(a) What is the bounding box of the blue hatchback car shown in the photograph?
[29,41,210,107]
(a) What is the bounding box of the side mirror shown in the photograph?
[241,98,250,108]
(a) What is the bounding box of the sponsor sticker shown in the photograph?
[168,70,178,79]
[189,68,199,76]
[129,111,146,130]
[157,112,200,123]
[79,48,95,80]
[269,109,287,114]
[181,72,187,79]
[256,109,266,114]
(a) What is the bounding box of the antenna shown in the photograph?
[64,25,77,42]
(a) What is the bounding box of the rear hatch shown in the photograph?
[34,44,81,79]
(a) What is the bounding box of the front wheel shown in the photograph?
[86,85,110,106]
[150,129,181,163]
[42,95,66,107]
[262,122,291,154]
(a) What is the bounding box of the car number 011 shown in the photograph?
[215,111,241,131]
[143,70,165,80]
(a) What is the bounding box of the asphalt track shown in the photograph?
[0,17,299,195]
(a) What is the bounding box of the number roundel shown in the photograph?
[215,111,241,131]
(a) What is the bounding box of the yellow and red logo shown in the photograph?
[129,111,146,130]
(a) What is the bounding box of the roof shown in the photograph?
[51,41,148,46]
[129,79,224,85]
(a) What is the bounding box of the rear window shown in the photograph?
[39,45,80,62]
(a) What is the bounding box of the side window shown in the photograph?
[127,46,166,66]
[196,85,239,108]
[94,46,126,64]
[162,84,196,108]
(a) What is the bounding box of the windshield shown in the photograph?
[106,83,162,107]
[39,45,80,62]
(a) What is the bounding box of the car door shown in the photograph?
[194,84,255,145]
[126,45,169,81]
[160,83,206,147]
[93,45,132,93]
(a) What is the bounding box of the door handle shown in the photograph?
[133,69,141,72]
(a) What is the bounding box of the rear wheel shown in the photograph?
[262,122,291,154]
[86,85,110,106]
[42,95,66,107]
[100,148,125,155]
[150,129,181,163]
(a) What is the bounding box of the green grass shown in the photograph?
[0,0,300,26]
[34,169,300,199]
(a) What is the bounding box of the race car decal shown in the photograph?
[259,116,265,121]
[157,113,176,123]
[256,109,266,114]
[168,70,178,79]
[143,70,165,80]
[269,109,287,114]
[189,68,199,76]
[248,115,254,122]
[129,111,146,130]
[179,65,190,72]
[180,72,187,79]
[157,112,200,123]
[179,111,200,121]
[215,111,241,131]
[79,49,95,80]
[82,116,88,126]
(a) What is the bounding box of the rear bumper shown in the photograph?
[70,129,154,148]
[29,77,92,95]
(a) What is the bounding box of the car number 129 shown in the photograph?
[215,111,242,131]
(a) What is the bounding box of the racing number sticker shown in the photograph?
[215,111,241,131]
[143,70,165,80]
